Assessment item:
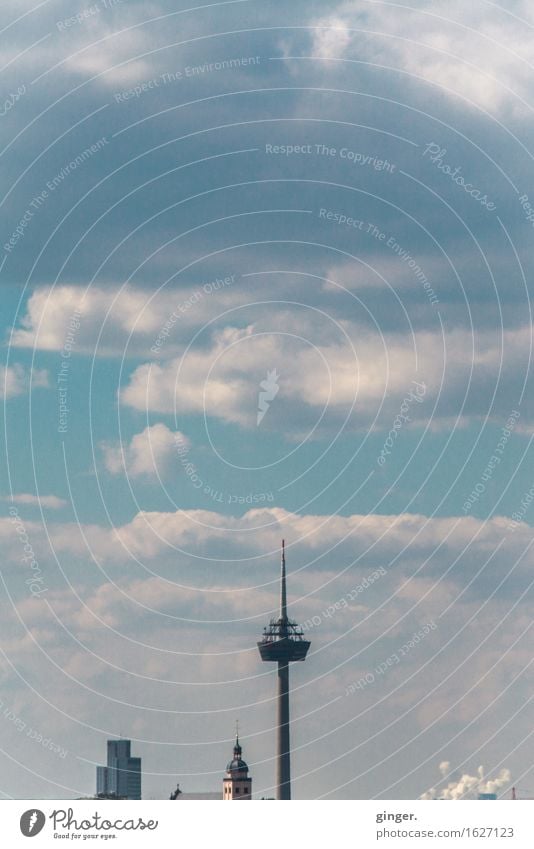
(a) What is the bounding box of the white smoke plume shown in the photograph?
[421,761,512,799]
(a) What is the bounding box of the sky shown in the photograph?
[1,0,533,800]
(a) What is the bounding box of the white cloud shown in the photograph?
[308,1,534,114]
[5,2,162,88]
[11,284,240,356]
[11,289,534,433]
[38,506,533,578]
[1,494,67,509]
[121,325,274,425]
[12,285,158,354]
[312,15,353,61]
[3,505,532,617]
[0,364,49,399]
[1,502,531,800]
[121,320,414,425]
[60,19,156,87]
[121,318,533,430]
[101,423,189,479]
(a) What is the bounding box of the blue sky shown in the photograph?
[1,0,533,800]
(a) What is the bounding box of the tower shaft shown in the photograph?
[276,660,291,800]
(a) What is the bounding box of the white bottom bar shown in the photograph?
[3,799,533,847]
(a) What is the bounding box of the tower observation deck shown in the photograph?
[257,540,310,800]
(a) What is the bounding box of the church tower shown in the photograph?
[222,733,252,800]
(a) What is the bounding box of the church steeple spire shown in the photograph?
[223,725,252,800]
[233,721,241,758]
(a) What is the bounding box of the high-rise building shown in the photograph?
[222,734,252,800]
[96,739,141,799]
[258,541,310,800]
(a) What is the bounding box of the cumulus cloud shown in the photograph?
[101,423,189,479]
[0,503,530,797]
[10,284,240,356]
[308,1,534,114]
[1,494,67,509]
[37,505,532,580]
[312,15,354,61]
[11,285,160,354]
[59,20,156,87]
[8,1,162,88]
[121,318,533,431]
[2,0,533,803]
[121,325,297,426]
[120,321,409,425]
[0,364,49,399]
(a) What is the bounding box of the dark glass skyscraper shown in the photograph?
[96,739,141,799]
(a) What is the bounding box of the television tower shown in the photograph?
[258,540,310,800]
